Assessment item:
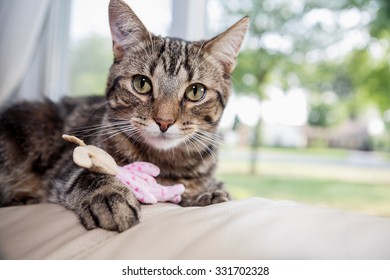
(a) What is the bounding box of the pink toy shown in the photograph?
[116,162,184,204]
[62,135,185,204]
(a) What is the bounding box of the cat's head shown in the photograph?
[105,0,249,151]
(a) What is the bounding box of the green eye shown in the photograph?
[133,75,152,94]
[185,83,206,102]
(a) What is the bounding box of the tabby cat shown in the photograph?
[0,0,249,232]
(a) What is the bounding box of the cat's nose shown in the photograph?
[155,118,175,133]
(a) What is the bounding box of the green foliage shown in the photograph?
[370,0,390,38]
[346,48,390,112]
[220,0,390,123]
[308,103,335,127]
[70,35,113,96]
[232,49,278,97]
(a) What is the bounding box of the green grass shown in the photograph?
[216,148,390,217]
[218,172,390,217]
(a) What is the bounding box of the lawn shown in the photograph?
[216,147,390,217]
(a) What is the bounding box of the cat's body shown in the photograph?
[0,0,249,232]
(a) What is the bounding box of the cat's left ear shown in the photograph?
[108,0,150,60]
[205,17,250,73]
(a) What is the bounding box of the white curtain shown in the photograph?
[0,0,71,106]
[170,0,207,41]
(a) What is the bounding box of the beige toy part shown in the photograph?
[62,134,118,176]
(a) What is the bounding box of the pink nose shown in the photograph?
[155,118,175,132]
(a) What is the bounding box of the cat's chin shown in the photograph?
[143,135,185,151]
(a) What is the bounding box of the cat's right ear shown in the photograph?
[108,0,150,60]
[204,16,250,73]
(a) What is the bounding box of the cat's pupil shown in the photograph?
[140,79,146,88]
[192,86,197,95]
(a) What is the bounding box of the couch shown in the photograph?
[1,197,390,259]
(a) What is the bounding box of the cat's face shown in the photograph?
[105,0,249,151]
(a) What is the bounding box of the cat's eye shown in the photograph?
[132,75,152,94]
[185,83,206,102]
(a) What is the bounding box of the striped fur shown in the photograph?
[0,0,249,232]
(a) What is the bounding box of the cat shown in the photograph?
[0,0,249,232]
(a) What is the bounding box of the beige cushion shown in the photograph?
[1,198,390,259]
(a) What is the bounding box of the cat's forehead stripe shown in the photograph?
[152,37,196,82]
[183,43,194,81]
[164,39,183,76]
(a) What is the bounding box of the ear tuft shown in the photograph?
[109,0,150,60]
[205,17,250,73]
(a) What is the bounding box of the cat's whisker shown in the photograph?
[192,54,241,87]
[71,120,131,132]
[71,119,137,143]
[186,138,205,164]
[194,40,206,65]
[197,129,224,141]
[94,127,135,139]
[191,134,218,161]
[194,130,227,149]
[71,121,130,134]
[114,127,143,153]
[200,135,225,148]
[97,126,139,144]
[148,32,155,56]
[193,136,221,151]
[71,119,129,129]
[185,132,217,162]
[221,70,241,86]
[182,137,191,156]
[77,101,108,118]
[192,54,214,75]
[127,57,153,72]
[127,32,152,60]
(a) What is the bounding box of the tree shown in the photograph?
[213,0,390,169]
[370,0,390,38]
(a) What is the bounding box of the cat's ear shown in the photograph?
[108,0,150,60]
[205,17,250,73]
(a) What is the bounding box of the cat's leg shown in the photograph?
[0,175,46,206]
[178,178,230,207]
[52,169,140,232]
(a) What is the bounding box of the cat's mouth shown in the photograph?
[144,133,185,151]
[140,124,186,151]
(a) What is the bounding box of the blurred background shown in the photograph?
[0,0,389,216]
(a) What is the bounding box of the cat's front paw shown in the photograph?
[77,186,140,232]
[185,190,230,207]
